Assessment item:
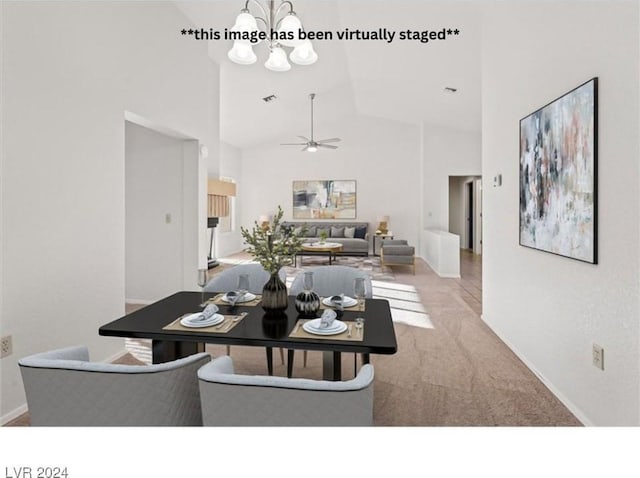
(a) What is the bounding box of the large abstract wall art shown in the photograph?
[292,180,357,219]
[519,78,598,264]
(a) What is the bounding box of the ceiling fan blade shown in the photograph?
[281,143,308,146]
[318,144,338,149]
[302,146,309,152]
[297,135,310,142]
[317,138,342,143]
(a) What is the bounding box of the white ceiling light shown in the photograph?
[265,45,291,72]
[227,1,317,72]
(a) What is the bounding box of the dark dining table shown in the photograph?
[99,291,398,381]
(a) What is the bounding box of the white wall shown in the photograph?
[125,122,193,302]
[482,1,639,425]
[1,1,219,420]
[216,142,244,258]
[422,124,481,232]
[240,115,421,249]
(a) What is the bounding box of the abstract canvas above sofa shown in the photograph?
[292,180,356,219]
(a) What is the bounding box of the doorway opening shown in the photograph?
[124,116,201,304]
[448,175,482,255]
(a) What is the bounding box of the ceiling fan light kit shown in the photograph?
[281,93,342,153]
[228,0,318,71]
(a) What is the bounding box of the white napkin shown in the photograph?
[189,303,219,323]
[319,309,337,329]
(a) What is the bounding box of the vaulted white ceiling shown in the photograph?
[175,0,481,149]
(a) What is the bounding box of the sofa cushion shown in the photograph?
[331,226,345,238]
[354,226,367,239]
[344,226,355,239]
[305,226,317,237]
[317,226,330,237]
[293,226,304,236]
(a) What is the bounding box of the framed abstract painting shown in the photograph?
[519,78,598,264]
[292,180,356,219]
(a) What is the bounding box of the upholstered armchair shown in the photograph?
[19,345,210,426]
[198,356,374,426]
[381,239,415,274]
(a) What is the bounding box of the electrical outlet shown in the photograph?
[1,335,12,358]
[592,343,604,371]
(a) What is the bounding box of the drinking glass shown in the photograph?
[237,273,250,297]
[354,277,366,311]
[355,317,365,337]
[303,271,314,292]
[197,268,208,307]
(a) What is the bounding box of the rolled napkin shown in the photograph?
[319,309,337,329]
[225,290,247,305]
[192,303,219,322]
[330,294,344,311]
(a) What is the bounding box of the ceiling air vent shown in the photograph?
[444,87,458,94]
[262,94,277,103]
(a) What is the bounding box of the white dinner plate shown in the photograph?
[221,292,257,304]
[322,296,358,308]
[180,313,225,328]
[303,319,347,336]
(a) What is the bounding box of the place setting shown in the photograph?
[319,293,366,312]
[288,309,365,342]
[163,303,248,334]
[318,277,367,312]
[202,273,263,307]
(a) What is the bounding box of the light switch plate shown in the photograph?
[592,343,604,370]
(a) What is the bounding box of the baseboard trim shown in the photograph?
[125,298,153,305]
[421,256,460,279]
[480,314,592,426]
[1,404,28,426]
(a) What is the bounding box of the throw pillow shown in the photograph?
[293,226,304,236]
[354,225,367,239]
[316,226,330,238]
[344,226,355,238]
[331,226,345,238]
[305,226,317,237]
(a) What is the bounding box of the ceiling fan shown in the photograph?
[281,93,341,152]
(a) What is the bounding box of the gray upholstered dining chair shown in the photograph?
[198,356,374,426]
[19,345,210,426]
[289,265,373,368]
[203,262,286,366]
[289,265,373,298]
[203,262,286,295]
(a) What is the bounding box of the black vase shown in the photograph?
[295,290,320,317]
[262,272,288,315]
[262,316,288,339]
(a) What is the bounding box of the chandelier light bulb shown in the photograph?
[290,40,318,65]
[228,42,257,65]
[233,12,258,30]
[265,46,291,72]
[277,13,304,47]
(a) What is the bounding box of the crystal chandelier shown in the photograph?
[227,0,318,72]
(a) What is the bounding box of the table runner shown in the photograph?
[288,319,364,342]
[204,293,262,307]
[163,313,247,334]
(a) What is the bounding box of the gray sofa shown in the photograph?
[282,221,369,256]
